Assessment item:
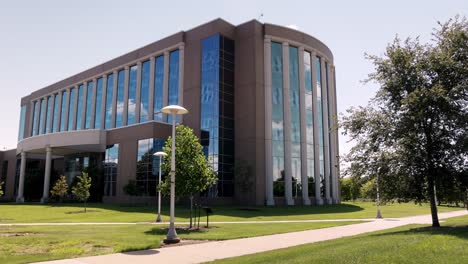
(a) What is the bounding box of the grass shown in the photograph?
[209,214,468,264]
[0,201,462,223]
[0,221,358,264]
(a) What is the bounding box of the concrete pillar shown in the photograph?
[148,56,155,120]
[111,70,118,128]
[162,51,170,121]
[298,47,311,205]
[311,52,323,205]
[321,60,331,204]
[178,44,185,123]
[41,146,52,203]
[90,78,97,129]
[264,38,274,206]
[100,75,107,129]
[135,62,142,123]
[16,151,26,203]
[123,66,130,126]
[282,42,294,206]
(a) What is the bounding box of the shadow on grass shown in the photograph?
[122,249,160,255]
[144,227,210,236]
[370,225,468,240]
[4,202,368,220]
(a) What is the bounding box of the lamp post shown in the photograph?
[160,105,188,244]
[376,174,383,219]
[154,151,167,222]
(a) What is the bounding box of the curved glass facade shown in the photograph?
[304,51,315,196]
[289,46,302,198]
[315,56,325,196]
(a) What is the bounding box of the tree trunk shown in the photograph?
[189,195,193,228]
[427,176,440,227]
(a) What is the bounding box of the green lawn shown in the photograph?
[209,214,468,264]
[0,221,358,264]
[0,201,462,223]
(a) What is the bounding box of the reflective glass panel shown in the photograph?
[52,94,59,133]
[76,84,84,130]
[316,56,325,195]
[31,101,38,136]
[271,42,284,197]
[115,69,125,128]
[289,46,301,197]
[85,81,93,129]
[105,74,114,129]
[95,78,103,129]
[153,56,164,121]
[136,138,165,196]
[104,144,118,196]
[45,96,53,134]
[127,65,137,125]
[140,60,150,122]
[60,91,68,132]
[18,105,26,141]
[167,50,179,123]
[68,88,76,131]
[39,98,46,135]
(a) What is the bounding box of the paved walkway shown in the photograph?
[33,210,467,264]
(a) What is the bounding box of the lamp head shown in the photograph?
[160,105,188,115]
[154,151,168,157]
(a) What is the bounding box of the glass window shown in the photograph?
[271,42,285,197]
[85,81,93,129]
[154,56,164,121]
[76,84,84,130]
[304,51,315,196]
[45,96,53,134]
[103,144,118,196]
[316,56,325,195]
[115,69,125,128]
[52,94,59,133]
[39,98,46,135]
[140,60,150,122]
[289,46,302,197]
[105,74,114,129]
[60,91,68,132]
[95,78,103,129]
[31,101,39,136]
[127,65,137,125]
[136,138,165,196]
[201,34,235,197]
[167,50,179,123]
[18,105,26,141]
[68,88,76,131]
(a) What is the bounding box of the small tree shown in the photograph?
[72,172,92,213]
[161,125,217,228]
[50,175,69,202]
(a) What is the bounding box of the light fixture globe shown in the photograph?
[154,151,168,157]
[161,105,188,115]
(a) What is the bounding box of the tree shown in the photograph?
[343,16,468,227]
[340,177,361,202]
[360,178,377,201]
[50,175,68,202]
[161,125,217,228]
[72,172,92,213]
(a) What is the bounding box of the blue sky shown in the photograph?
[0,0,466,154]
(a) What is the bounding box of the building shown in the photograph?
[0,18,340,206]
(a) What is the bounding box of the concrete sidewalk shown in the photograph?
[34,210,468,264]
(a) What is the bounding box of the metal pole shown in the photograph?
[156,156,162,222]
[164,112,179,243]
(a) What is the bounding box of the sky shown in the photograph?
[0,0,466,154]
